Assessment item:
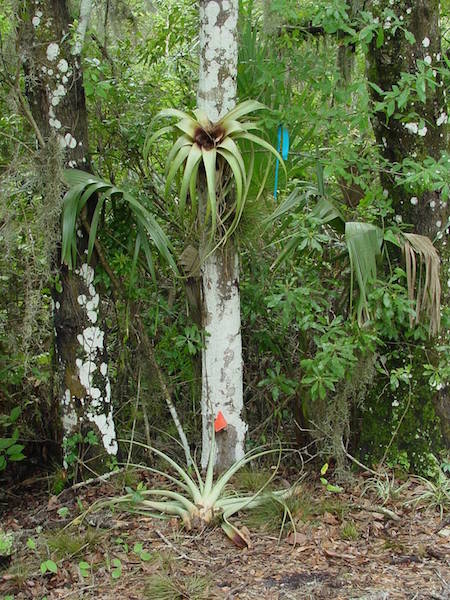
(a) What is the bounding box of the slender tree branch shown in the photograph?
[79,209,192,467]
[14,88,45,148]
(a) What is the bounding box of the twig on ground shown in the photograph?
[352,503,401,522]
[154,529,211,563]
[378,387,413,471]
[341,440,380,477]
[58,468,123,494]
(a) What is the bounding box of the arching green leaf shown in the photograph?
[201,148,217,238]
[179,144,202,216]
[165,144,191,198]
[166,135,192,173]
[222,100,266,123]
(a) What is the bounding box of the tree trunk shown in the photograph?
[20,0,117,469]
[366,0,448,236]
[367,0,449,447]
[198,0,247,470]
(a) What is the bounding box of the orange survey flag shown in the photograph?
[214,411,227,432]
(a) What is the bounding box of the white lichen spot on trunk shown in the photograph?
[62,389,78,468]
[60,263,118,455]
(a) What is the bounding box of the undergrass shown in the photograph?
[314,498,350,520]
[340,521,359,541]
[3,558,34,588]
[244,489,312,532]
[232,467,275,493]
[46,527,104,559]
[144,573,212,600]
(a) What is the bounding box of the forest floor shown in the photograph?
[0,468,449,600]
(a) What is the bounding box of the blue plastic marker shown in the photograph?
[274,125,289,199]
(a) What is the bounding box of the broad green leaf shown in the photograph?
[61,182,88,268]
[404,30,415,44]
[6,444,24,456]
[345,221,383,322]
[217,148,244,240]
[236,132,285,178]
[217,136,246,181]
[0,437,14,450]
[63,168,97,187]
[312,197,345,233]
[174,118,196,137]
[135,223,155,281]
[193,108,209,126]
[87,196,105,263]
[165,135,193,173]
[9,407,21,423]
[221,119,245,136]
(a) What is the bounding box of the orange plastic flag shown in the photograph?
[214,411,227,432]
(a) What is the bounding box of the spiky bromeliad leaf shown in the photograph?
[146,101,285,250]
[79,434,295,547]
[61,169,177,277]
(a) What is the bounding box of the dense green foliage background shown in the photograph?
[0,0,448,483]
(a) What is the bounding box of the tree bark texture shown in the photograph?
[197,0,247,470]
[367,0,448,237]
[20,0,117,465]
[367,0,449,446]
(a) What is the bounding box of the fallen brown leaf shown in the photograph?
[323,512,339,525]
[286,531,309,546]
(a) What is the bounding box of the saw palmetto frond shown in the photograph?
[61,169,177,278]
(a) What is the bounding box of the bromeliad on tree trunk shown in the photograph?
[145,100,285,471]
[145,101,284,248]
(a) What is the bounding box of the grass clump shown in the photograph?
[314,498,349,520]
[111,468,141,492]
[46,527,104,559]
[244,490,309,533]
[3,558,34,588]
[232,467,274,493]
[340,521,359,541]
[145,573,212,600]
[404,474,450,519]
[362,474,409,505]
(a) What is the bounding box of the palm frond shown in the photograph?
[345,221,383,324]
[61,169,177,277]
[402,233,441,335]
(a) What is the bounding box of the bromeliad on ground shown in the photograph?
[82,434,297,548]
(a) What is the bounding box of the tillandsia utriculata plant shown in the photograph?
[144,100,285,250]
[79,433,298,548]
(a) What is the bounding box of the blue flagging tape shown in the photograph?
[274,125,289,199]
